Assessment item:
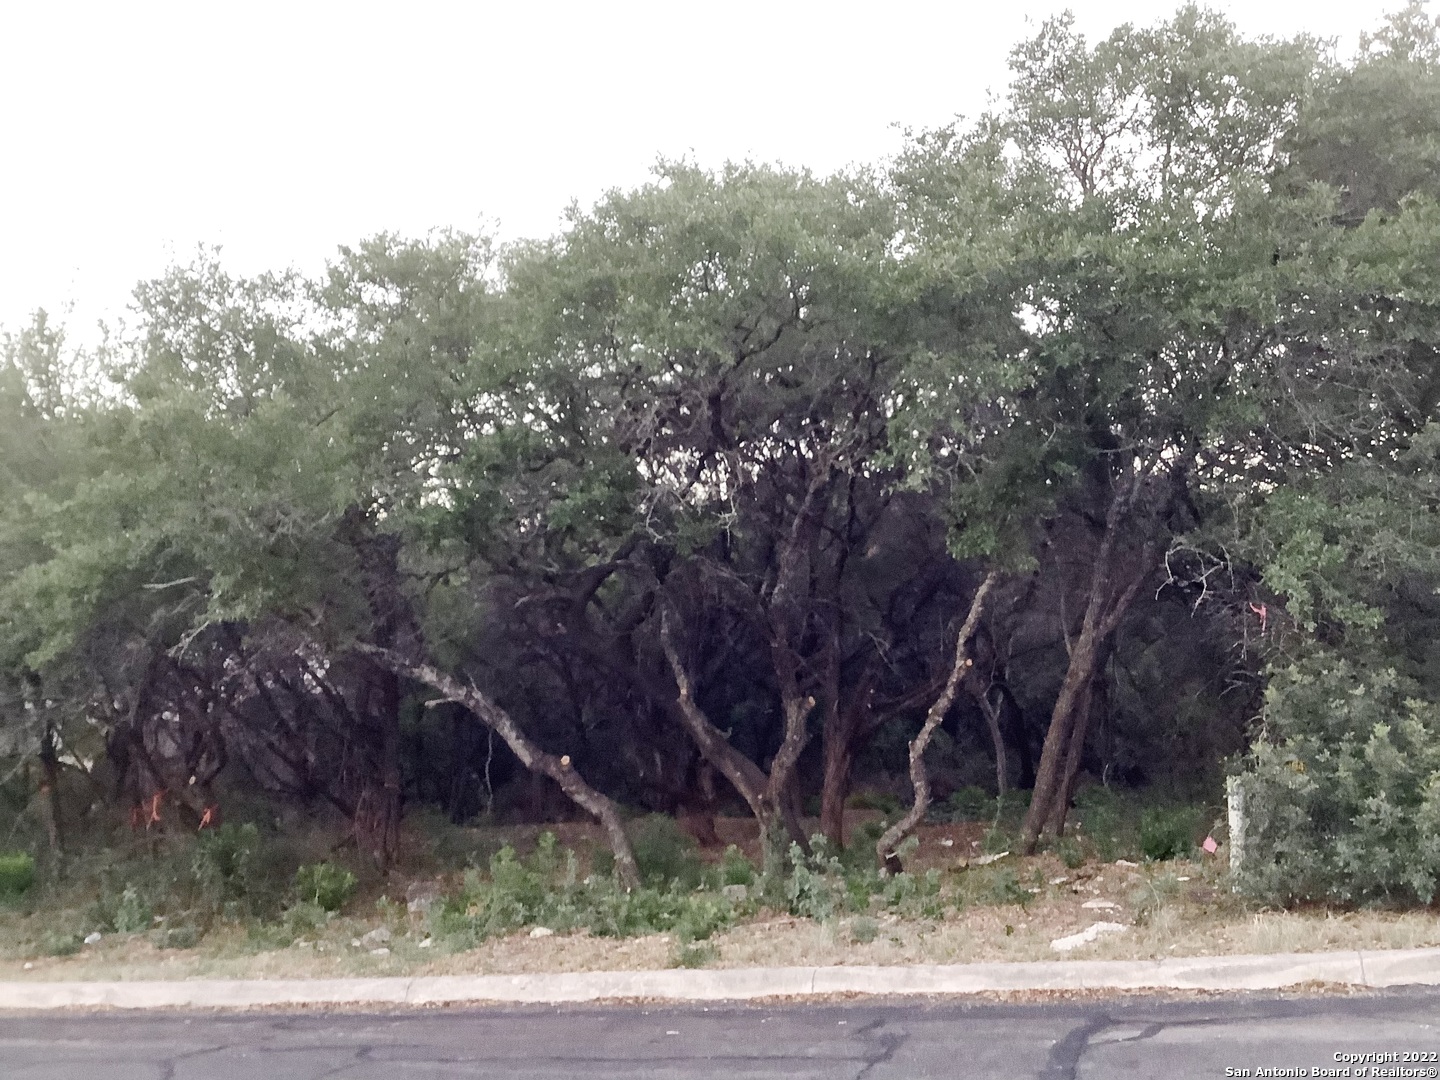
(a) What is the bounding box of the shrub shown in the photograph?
[1235,655,1440,905]
[113,885,153,933]
[294,862,357,912]
[849,916,879,944]
[193,823,260,907]
[629,816,705,891]
[1055,835,1085,869]
[1139,806,1201,862]
[41,930,81,956]
[282,900,328,935]
[1073,785,1129,861]
[428,838,736,951]
[944,786,992,821]
[784,839,848,921]
[0,852,36,897]
[720,845,755,886]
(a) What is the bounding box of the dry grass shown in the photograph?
[4,817,1439,983]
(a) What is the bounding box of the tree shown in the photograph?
[891,6,1332,851]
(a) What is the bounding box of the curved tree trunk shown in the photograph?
[1021,518,1152,854]
[876,571,998,874]
[359,645,641,890]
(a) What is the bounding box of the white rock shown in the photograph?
[970,851,1009,866]
[529,926,555,939]
[369,947,390,956]
[23,962,33,970]
[939,838,954,847]
[1050,921,1129,952]
[1081,899,1120,909]
[1114,859,1139,868]
[360,926,392,948]
[418,938,433,949]
[1049,876,1069,885]
[83,932,102,946]
[406,881,441,915]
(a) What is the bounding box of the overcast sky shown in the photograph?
[0,0,1393,342]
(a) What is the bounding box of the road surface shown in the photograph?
[2,989,1438,1078]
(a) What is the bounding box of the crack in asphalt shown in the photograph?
[1041,1015,1119,1080]
[852,1015,907,1080]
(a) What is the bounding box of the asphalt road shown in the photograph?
[3,990,1439,1079]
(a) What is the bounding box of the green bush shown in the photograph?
[1235,656,1440,905]
[944,785,992,821]
[0,852,36,897]
[849,916,879,944]
[294,862,357,912]
[193,823,260,906]
[629,816,705,891]
[113,885,153,933]
[1139,806,1201,862]
[1073,785,1125,859]
[1055,835,1085,869]
[784,838,849,921]
[41,930,81,956]
[720,844,755,886]
[428,837,736,950]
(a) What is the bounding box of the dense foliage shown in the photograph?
[3,4,1440,905]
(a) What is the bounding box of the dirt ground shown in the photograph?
[4,816,1440,983]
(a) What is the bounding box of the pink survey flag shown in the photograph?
[1202,836,1219,854]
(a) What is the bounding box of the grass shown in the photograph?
[2,804,1436,982]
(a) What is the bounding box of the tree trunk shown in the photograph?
[359,645,641,890]
[38,721,63,864]
[876,572,998,874]
[1022,519,1150,854]
[820,734,854,849]
[1045,643,1112,836]
[979,689,1010,798]
[658,610,810,874]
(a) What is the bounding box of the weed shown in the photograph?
[981,825,1012,854]
[193,823,260,909]
[150,924,199,950]
[1130,871,1183,925]
[1074,786,1128,861]
[41,930,81,957]
[1055,835,1085,869]
[849,916,879,944]
[1140,806,1201,862]
[785,838,848,921]
[113,885,152,934]
[630,816,704,891]
[720,845,755,886]
[428,838,736,950]
[282,900,329,936]
[294,862,357,913]
[0,853,36,897]
[973,866,1031,908]
[672,941,716,968]
[944,786,992,821]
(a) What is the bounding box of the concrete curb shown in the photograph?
[3,947,1440,1010]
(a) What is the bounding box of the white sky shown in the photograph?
[0,0,1391,343]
